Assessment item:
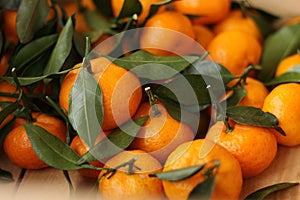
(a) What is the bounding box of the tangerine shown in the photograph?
[98,150,165,200]
[263,83,300,146]
[140,11,196,56]
[129,102,195,163]
[59,57,142,131]
[163,139,243,200]
[172,0,231,25]
[207,30,262,76]
[207,121,277,178]
[3,112,67,169]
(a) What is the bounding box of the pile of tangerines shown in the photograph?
[1,0,300,199]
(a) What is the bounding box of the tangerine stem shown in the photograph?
[145,87,160,117]
[11,68,33,123]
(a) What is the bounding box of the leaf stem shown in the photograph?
[98,157,140,181]
[11,68,33,123]
[145,87,161,117]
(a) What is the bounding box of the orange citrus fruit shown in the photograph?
[70,134,109,178]
[275,53,300,77]
[213,9,263,42]
[193,25,215,49]
[3,112,67,169]
[163,139,243,200]
[172,0,231,25]
[2,9,19,44]
[227,77,269,108]
[207,121,277,178]
[0,53,10,76]
[0,81,27,103]
[111,0,165,24]
[207,30,262,76]
[263,83,300,146]
[98,150,165,200]
[285,16,300,25]
[59,57,143,131]
[129,102,195,163]
[63,0,95,33]
[140,11,196,56]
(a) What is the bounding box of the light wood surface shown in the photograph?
[1,145,300,199]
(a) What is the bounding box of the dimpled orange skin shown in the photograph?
[275,53,300,77]
[208,121,277,178]
[129,102,195,164]
[140,11,196,56]
[111,0,166,24]
[3,113,67,169]
[227,77,269,108]
[207,30,262,76]
[59,57,142,131]
[2,10,19,44]
[173,0,231,25]
[193,25,215,49]
[70,135,103,178]
[163,139,243,200]
[263,83,300,146]
[98,150,165,200]
[213,9,263,42]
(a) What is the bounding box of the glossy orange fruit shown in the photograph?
[173,0,231,25]
[193,25,215,49]
[129,102,195,163]
[207,121,277,178]
[163,139,243,200]
[2,10,19,44]
[70,134,109,178]
[227,77,269,108]
[275,53,300,77]
[207,30,262,76]
[213,9,263,42]
[140,11,196,56]
[98,150,165,200]
[263,83,300,146]
[3,112,67,169]
[59,57,143,131]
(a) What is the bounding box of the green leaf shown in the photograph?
[1,67,74,86]
[112,50,199,80]
[68,69,103,147]
[0,101,21,124]
[77,116,148,164]
[249,13,274,38]
[0,117,16,144]
[185,60,236,85]
[264,65,300,86]
[0,0,20,10]
[0,168,13,182]
[155,74,224,106]
[144,0,173,23]
[83,10,112,32]
[117,0,142,20]
[226,106,284,129]
[226,87,246,107]
[43,16,74,76]
[258,23,300,81]
[245,182,299,200]
[158,97,203,133]
[188,175,216,200]
[24,123,95,170]
[16,0,50,43]
[93,0,113,17]
[11,34,58,72]
[149,164,206,181]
